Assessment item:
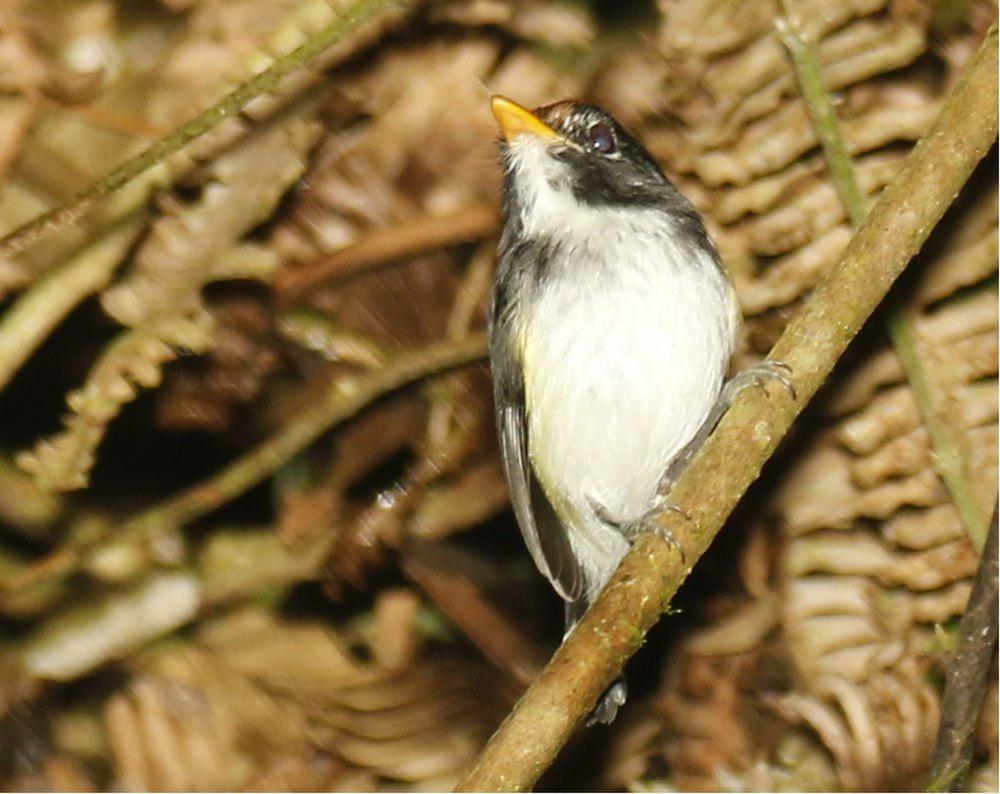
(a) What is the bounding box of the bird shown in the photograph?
[487,96,790,724]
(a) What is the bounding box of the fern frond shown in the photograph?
[17,311,214,491]
[18,114,320,491]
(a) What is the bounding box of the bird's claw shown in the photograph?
[633,513,687,564]
[727,359,796,402]
[605,497,689,565]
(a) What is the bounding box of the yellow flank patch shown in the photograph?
[514,321,577,527]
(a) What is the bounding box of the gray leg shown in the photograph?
[589,360,793,558]
[660,359,794,494]
[590,496,688,561]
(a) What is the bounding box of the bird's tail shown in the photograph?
[564,598,628,725]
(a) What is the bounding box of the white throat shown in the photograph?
[507,137,631,241]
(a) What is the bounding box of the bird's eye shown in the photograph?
[586,123,617,155]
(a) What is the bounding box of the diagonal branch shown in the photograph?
[927,501,999,791]
[0,333,486,599]
[457,27,998,792]
[0,0,410,263]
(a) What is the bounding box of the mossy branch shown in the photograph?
[778,4,992,550]
[0,0,408,263]
[457,27,998,792]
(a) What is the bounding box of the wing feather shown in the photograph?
[490,275,583,602]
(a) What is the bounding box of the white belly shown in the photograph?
[523,245,735,531]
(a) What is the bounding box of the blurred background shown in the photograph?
[0,0,996,790]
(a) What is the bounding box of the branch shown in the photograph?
[0,0,410,262]
[123,333,486,541]
[457,27,998,791]
[778,3,992,550]
[1,334,486,597]
[275,203,498,303]
[927,502,998,791]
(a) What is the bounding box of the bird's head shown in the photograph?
[490,96,683,240]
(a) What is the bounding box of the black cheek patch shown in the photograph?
[569,156,665,208]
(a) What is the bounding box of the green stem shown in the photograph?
[2,334,485,601]
[779,4,990,550]
[0,0,409,262]
[887,314,989,548]
[776,5,868,226]
[124,333,484,539]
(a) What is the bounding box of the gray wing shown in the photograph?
[490,278,583,603]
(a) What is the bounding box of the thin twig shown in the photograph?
[927,502,998,791]
[776,4,868,226]
[457,28,998,791]
[778,4,991,550]
[886,313,990,549]
[0,0,409,262]
[0,334,486,595]
[117,333,486,540]
[274,203,499,303]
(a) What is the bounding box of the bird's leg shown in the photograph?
[590,497,688,561]
[593,361,794,560]
[659,359,795,496]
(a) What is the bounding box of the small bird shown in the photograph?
[488,96,788,724]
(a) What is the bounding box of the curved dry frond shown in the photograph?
[102,114,320,326]
[16,113,321,492]
[102,603,509,791]
[16,313,213,492]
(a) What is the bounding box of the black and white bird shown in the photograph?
[487,96,787,724]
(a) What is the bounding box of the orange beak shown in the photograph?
[490,95,562,144]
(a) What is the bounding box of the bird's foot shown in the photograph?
[658,359,795,492]
[722,359,796,403]
[592,498,689,563]
[585,677,627,726]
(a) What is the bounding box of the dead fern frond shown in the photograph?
[17,113,321,491]
[102,603,507,790]
[16,313,213,491]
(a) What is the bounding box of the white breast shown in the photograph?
[522,209,737,592]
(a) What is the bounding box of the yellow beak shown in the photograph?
[490,96,562,144]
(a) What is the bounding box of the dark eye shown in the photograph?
[586,123,617,154]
